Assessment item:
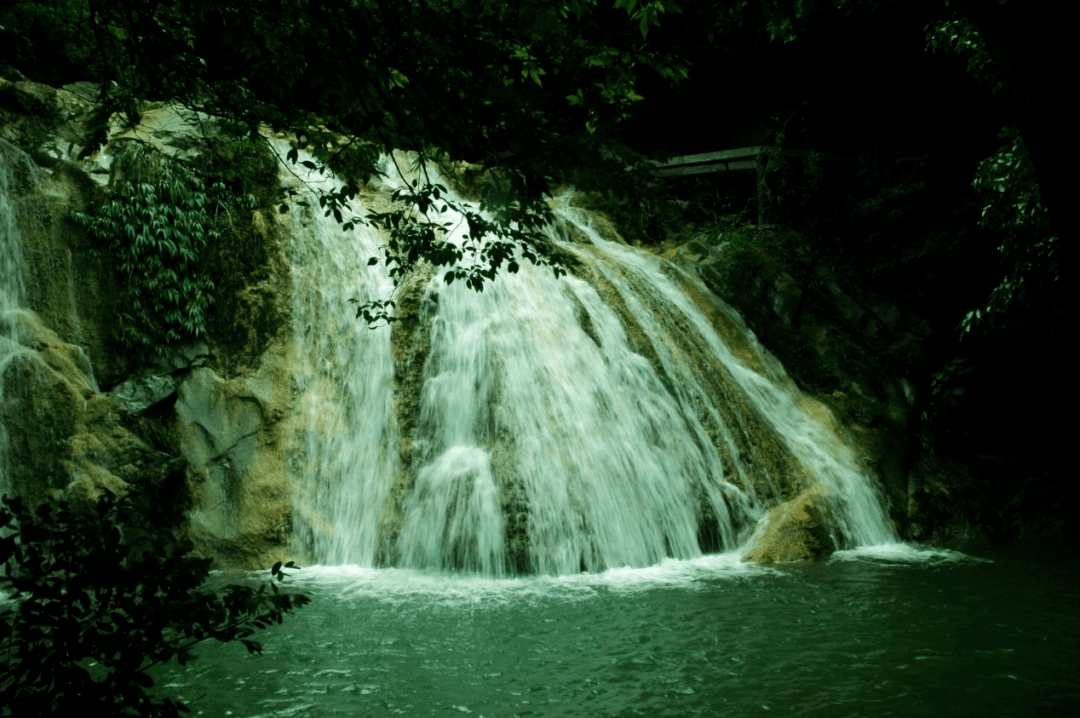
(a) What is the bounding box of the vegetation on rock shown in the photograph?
[71,144,221,357]
[1,0,696,323]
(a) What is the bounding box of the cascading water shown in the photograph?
[0,150,25,493]
[282,152,895,574]
[560,208,896,549]
[279,145,400,567]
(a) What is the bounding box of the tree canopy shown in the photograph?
[2,0,706,320]
[1,1,1066,287]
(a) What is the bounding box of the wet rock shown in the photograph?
[1,350,84,504]
[742,486,835,564]
[154,341,211,374]
[176,368,261,470]
[12,313,97,394]
[107,104,216,160]
[111,374,177,415]
[1,314,168,505]
[0,137,122,385]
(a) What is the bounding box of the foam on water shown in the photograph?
[239,542,989,613]
[255,553,776,608]
[829,542,992,565]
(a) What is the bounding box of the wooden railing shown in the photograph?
[653,146,767,178]
[653,147,854,225]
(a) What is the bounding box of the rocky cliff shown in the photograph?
[1,75,296,566]
[2,76,934,569]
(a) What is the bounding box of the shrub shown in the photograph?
[0,492,309,717]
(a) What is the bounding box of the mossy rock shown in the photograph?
[742,486,835,564]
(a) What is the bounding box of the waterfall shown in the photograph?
[282,153,895,573]
[279,146,400,566]
[559,209,896,549]
[0,148,25,494]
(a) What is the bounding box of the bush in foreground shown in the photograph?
[0,492,309,717]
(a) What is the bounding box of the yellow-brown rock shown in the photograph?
[742,485,835,564]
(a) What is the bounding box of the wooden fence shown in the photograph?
[653,147,853,225]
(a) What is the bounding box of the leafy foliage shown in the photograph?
[0,492,310,717]
[190,133,285,364]
[338,157,568,325]
[960,125,1058,336]
[360,179,559,313]
[2,0,697,319]
[925,14,1004,96]
[922,5,1060,337]
[72,144,221,356]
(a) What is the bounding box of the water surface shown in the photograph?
[159,544,1080,716]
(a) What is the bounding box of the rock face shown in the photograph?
[741,486,835,564]
[1,78,294,568]
[0,313,176,507]
[176,346,294,567]
[0,128,122,385]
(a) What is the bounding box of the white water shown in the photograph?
[244,552,780,609]
[560,207,896,548]
[279,152,895,574]
[390,217,742,572]
[0,150,25,494]
[244,541,990,610]
[277,144,399,566]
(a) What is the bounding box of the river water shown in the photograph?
[158,543,1079,717]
